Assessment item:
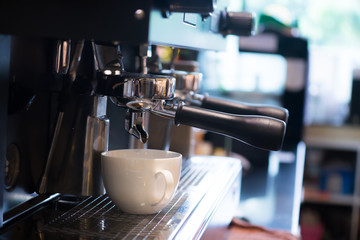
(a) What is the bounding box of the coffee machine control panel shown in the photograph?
[0,0,254,50]
[155,0,216,14]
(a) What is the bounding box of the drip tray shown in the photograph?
[41,156,241,239]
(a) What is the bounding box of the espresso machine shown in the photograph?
[0,1,289,239]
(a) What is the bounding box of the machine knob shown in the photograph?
[219,11,255,36]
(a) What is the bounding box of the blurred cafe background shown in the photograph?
[193,0,360,239]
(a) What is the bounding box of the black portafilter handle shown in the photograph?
[201,95,289,124]
[175,104,286,151]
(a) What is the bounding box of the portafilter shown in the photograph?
[160,69,289,124]
[97,68,286,151]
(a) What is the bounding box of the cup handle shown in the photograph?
[152,170,174,206]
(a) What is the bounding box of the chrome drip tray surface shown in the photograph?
[41,156,240,239]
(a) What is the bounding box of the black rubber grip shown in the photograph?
[175,104,286,151]
[201,96,289,123]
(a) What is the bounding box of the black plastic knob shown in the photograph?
[219,11,255,36]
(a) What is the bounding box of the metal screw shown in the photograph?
[135,9,145,20]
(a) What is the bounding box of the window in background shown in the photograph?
[298,0,360,125]
[205,0,360,125]
[220,53,287,95]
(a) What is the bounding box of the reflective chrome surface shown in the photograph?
[81,115,109,196]
[54,40,71,75]
[125,110,149,144]
[109,73,176,108]
[160,70,202,93]
[44,95,109,196]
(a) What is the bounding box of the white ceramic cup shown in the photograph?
[101,149,182,214]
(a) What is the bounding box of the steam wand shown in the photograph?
[38,40,84,194]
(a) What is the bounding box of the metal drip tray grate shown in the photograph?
[42,193,190,239]
[41,156,241,239]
